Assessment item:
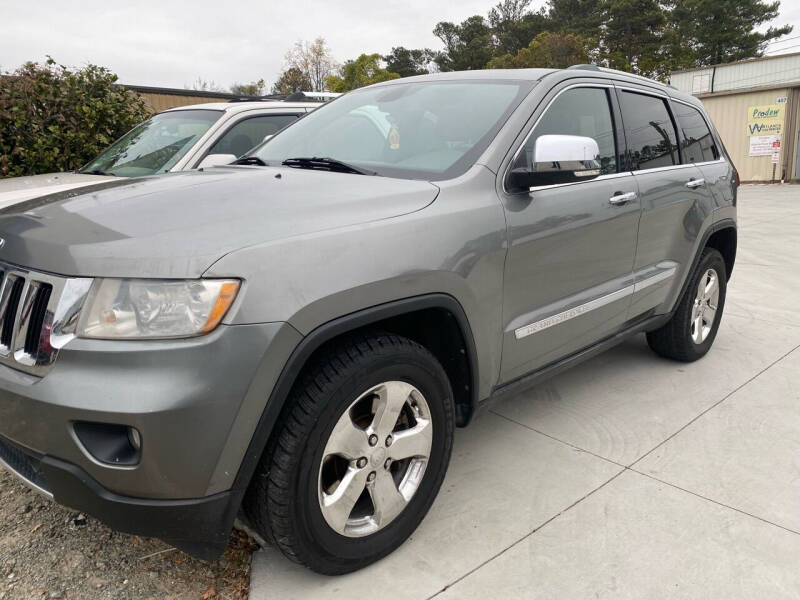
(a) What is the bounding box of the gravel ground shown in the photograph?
[0,469,258,600]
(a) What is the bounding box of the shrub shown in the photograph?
[0,57,151,178]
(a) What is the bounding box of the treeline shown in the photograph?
[263,0,791,92]
[428,0,791,79]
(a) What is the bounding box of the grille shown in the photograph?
[0,261,93,377]
[0,434,50,494]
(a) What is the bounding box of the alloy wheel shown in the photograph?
[690,268,719,344]
[318,381,433,537]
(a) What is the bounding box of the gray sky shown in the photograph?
[2,0,799,90]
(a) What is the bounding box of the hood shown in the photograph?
[0,166,439,278]
[0,172,115,209]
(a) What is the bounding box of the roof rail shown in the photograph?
[284,91,342,102]
[225,91,342,103]
[566,64,676,88]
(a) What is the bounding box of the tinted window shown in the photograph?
[673,103,718,163]
[208,114,299,158]
[619,91,679,171]
[516,87,617,175]
[80,110,222,177]
[254,81,533,180]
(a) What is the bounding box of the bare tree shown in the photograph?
[283,37,338,92]
[186,77,225,92]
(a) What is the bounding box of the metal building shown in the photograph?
[669,52,800,182]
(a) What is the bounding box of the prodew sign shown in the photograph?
[747,104,784,135]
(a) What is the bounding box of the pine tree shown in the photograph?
[668,0,792,66]
[548,0,605,37]
[602,0,667,76]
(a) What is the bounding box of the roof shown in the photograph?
[376,69,556,85]
[164,101,322,114]
[369,66,676,91]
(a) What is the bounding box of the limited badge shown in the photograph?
[389,123,400,150]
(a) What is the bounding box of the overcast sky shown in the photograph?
[2,0,799,91]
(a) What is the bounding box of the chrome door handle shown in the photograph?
[609,191,637,205]
[686,178,705,189]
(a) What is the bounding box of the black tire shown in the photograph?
[243,332,455,574]
[646,247,727,362]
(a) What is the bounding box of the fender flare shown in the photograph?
[669,218,737,317]
[231,293,479,492]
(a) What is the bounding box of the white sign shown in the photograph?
[749,134,780,156]
[776,96,788,104]
[772,152,780,163]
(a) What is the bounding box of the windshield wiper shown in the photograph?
[281,156,378,176]
[232,156,267,166]
[82,169,116,176]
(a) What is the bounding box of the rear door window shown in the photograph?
[673,103,719,163]
[619,91,679,171]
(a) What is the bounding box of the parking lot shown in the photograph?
[250,184,800,599]
[0,184,798,600]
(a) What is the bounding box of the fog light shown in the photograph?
[127,427,142,451]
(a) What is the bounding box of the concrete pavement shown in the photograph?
[250,185,800,599]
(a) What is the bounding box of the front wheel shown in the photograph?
[646,247,727,362]
[244,333,455,574]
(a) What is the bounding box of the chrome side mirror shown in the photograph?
[196,153,237,169]
[508,134,602,191]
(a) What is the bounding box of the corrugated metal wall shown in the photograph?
[670,53,800,94]
[701,88,793,182]
[135,92,226,113]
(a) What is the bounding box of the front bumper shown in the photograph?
[0,321,301,558]
[0,434,237,559]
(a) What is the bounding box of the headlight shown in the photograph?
[77,279,240,339]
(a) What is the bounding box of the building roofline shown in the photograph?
[120,84,260,100]
[693,79,800,98]
[670,50,800,75]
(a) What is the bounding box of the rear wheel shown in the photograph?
[646,247,727,362]
[244,333,454,574]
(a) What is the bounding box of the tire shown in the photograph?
[244,332,455,574]
[646,247,727,362]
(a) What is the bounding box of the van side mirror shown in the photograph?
[508,134,602,191]
[197,153,237,169]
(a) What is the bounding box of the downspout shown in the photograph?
[710,66,716,93]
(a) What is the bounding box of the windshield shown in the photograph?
[80,109,222,177]
[253,80,533,180]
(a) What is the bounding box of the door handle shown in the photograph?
[686,178,706,189]
[609,191,637,205]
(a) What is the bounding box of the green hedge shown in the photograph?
[0,58,151,178]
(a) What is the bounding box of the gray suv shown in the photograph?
[0,66,737,574]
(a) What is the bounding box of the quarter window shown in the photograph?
[619,91,679,171]
[673,103,719,163]
[518,87,618,175]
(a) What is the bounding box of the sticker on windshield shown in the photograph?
[389,124,400,150]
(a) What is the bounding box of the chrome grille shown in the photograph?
[0,261,92,377]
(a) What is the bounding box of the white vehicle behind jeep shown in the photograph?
[0,96,328,209]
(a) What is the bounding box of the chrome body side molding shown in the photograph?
[514,262,678,340]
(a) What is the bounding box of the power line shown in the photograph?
[765,44,800,55]
[764,35,800,47]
